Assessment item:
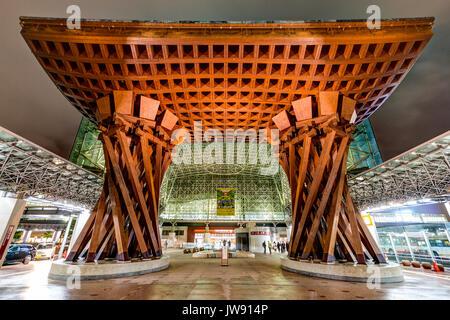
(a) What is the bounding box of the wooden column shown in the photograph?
[66,91,178,262]
[276,92,386,265]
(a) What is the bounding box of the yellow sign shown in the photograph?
[217,188,235,216]
[361,215,373,226]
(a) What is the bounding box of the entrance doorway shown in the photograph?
[236,232,249,251]
[188,226,236,249]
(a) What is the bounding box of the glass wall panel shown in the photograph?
[378,224,450,267]
[347,119,383,175]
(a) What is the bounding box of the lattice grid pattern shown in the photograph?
[20,17,433,133]
[349,131,450,209]
[0,127,102,208]
[160,164,290,222]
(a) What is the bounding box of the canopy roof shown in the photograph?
[20,17,433,132]
[0,126,102,209]
[349,130,450,209]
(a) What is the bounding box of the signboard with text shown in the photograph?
[216,188,235,216]
[250,231,270,235]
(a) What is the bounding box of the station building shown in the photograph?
[1,17,448,291]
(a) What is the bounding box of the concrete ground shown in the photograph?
[0,249,449,300]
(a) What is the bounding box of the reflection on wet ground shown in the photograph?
[0,250,449,300]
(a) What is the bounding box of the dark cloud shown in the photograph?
[0,0,448,159]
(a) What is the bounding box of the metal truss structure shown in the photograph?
[349,130,450,210]
[0,126,102,209]
[17,205,72,231]
[160,144,291,223]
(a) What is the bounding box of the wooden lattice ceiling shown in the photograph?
[20,17,433,132]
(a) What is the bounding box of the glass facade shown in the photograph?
[69,117,105,177]
[347,119,383,175]
[159,142,291,222]
[378,225,450,267]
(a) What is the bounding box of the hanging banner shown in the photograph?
[216,188,235,216]
[0,225,15,260]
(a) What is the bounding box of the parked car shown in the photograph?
[35,243,55,260]
[3,244,36,265]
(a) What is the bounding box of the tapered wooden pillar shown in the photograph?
[66,91,177,262]
[275,92,386,265]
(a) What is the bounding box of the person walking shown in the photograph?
[277,242,281,252]
[228,240,231,248]
[262,241,267,254]
[281,242,286,253]
[268,241,272,254]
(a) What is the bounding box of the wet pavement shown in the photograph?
[0,250,449,300]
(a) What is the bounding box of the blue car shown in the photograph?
[3,244,36,265]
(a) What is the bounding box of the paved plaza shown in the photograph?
[0,250,449,300]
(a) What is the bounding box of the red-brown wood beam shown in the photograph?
[65,191,103,262]
[288,135,311,250]
[85,188,108,262]
[344,184,366,264]
[116,130,161,256]
[141,138,162,252]
[321,146,348,263]
[290,130,336,256]
[300,135,349,260]
[106,173,129,261]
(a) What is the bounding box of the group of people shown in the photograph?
[262,240,288,254]
[222,239,232,247]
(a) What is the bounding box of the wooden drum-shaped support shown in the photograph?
[274,92,387,265]
[66,90,178,263]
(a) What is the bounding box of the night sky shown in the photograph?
[0,0,448,160]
